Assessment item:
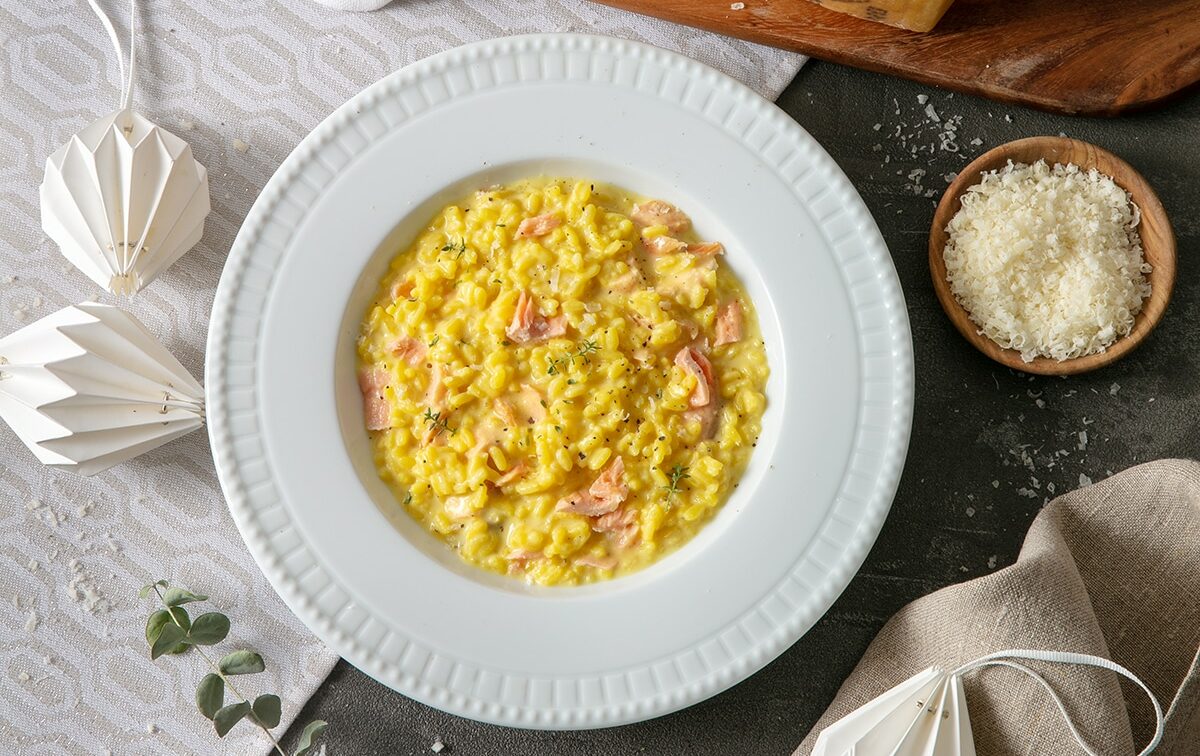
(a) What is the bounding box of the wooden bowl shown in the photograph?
[929,136,1176,375]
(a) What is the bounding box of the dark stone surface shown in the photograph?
[280,60,1200,755]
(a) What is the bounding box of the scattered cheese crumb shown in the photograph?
[232,138,250,153]
[987,555,998,569]
[27,559,39,572]
[1077,431,1088,450]
[431,738,445,753]
[1110,383,1121,396]
[965,506,976,517]
[179,119,195,130]
[25,498,43,511]
[1079,473,1093,486]
[917,94,929,104]
[992,480,1000,488]
[943,160,1150,362]
[729,1,745,8]
[18,671,31,683]
[25,611,39,632]
[146,723,158,734]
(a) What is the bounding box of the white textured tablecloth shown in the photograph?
[0,1,804,752]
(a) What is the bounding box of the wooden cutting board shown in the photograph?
[593,0,1200,115]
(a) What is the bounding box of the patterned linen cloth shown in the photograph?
[0,1,805,752]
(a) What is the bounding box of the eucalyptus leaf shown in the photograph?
[146,609,190,655]
[195,673,224,720]
[294,720,328,756]
[150,622,187,660]
[213,701,250,737]
[252,693,281,729]
[139,579,169,598]
[186,612,230,645]
[169,606,191,631]
[145,610,170,646]
[218,650,265,675]
[163,587,208,607]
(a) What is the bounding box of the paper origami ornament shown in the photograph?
[811,667,974,756]
[40,0,210,296]
[0,303,204,476]
[810,649,1165,756]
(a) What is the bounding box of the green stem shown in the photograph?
[154,587,287,756]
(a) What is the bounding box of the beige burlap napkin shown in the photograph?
[796,458,1200,755]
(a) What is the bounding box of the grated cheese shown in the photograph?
[944,160,1150,362]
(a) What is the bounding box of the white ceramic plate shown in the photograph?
[207,34,913,730]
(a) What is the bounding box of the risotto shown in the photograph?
[357,178,768,586]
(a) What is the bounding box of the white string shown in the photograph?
[86,0,136,110]
[952,649,1164,756]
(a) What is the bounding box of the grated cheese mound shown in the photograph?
[944,160,1150,362]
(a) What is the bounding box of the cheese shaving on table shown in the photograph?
[943,160,1150,362]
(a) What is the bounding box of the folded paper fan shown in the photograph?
[0,302,204,475]
[40,108,210,296]
[812,667,975,756]
[811,649,1167,756]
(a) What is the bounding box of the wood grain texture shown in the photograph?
[929,137,1177,376]
[592,0,1200,115]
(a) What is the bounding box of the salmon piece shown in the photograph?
[444,494,476,520]
[674,347,715,408]
[421,363,451,445]
[513,384,547,424]
[493,461,529,487]
[631,200,691,233]
[469,418,506,455]
[687,241,724,256]
[556,457,629,516]
[515,213,562,238]
[593,507,639,548]
[506,290,568,344]
[493,398,519,427]
[684,402,721,440]
[642,234,686,255]
[589,457,628,506]
[574,553,618,570]
[357,367,392,431]
[611,271,640,294]
[506,549,542,575]
[492,385,546,428]
[610,256,646,293]
[714,300,744,346]
[425,363,447,410]
[390,336,427,366]
[555,490,611,517]
[656,255,716,305]
[391,278,415,300]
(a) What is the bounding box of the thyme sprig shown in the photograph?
[662,464,690,505]
[422,408,455,437]
[440,238,468,259]
[547,339,601,375]
[140,580,327,755]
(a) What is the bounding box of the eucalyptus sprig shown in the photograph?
[140,580,327,755]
